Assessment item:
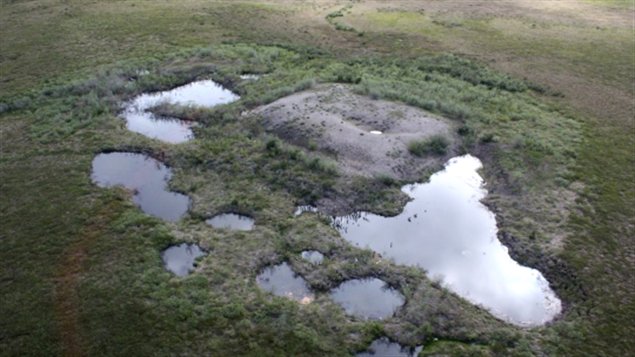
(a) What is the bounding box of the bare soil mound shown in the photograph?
[250,84,457,181]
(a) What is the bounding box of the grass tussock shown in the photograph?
[408,135,449,157]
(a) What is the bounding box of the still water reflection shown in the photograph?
[91,152,190,222]
[356,337,422,357]
[256,262,314,304]
[330,278,404,320]
[206,213,254,231]
[161,243,205,277]
[123,80,239,143]
[333,155,561,326]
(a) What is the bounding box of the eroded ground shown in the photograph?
[251,84,455,180]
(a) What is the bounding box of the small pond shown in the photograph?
[333,155,561,326]
[256,262,314,304]
[161,243,206,277]
[91,152,190,222]
[206,213,254,231]
[301,250,324,265]
[330,278,404,320]
[123,80,239,143]
[357,337,423,357]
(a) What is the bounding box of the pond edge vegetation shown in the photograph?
[1,43,590,355]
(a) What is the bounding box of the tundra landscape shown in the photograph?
[0,1,633,356]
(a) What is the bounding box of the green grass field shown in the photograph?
[1,1,633,356]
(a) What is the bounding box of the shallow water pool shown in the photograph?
[330,278,404,320]
[356,337,422,357]
[206,213,254,231]
[161,243,205,277]
[300,250,324,265]
[256,262,314,304]
[333,155,561,326]
[91,152,190,222]
[123,80,239,143]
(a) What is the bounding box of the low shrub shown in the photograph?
[408,135,449,157]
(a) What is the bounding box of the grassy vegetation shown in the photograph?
[325,4,358,33]
[408,135,449,157]
[1,1,633,356]
[0,41,580,357]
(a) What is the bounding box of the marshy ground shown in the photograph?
[1,1,633,356]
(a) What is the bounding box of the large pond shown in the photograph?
[333,155,561,326]
[256,262,314,304]
[330,278,404,320]
[161,243,206,277]
[123,80,239,143]
[91,152,190,222]
[356,337,422,357]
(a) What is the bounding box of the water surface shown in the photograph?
[256,262,314,304]
[91,152,190,222]
[334,155,561,326]
[301,250,324,265]
[123,80,239,143]
[161,243,206,277]
[357,337,422,357]
[330,278,404,320]
[206,213,254,231]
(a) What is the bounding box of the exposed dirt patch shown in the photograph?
[53,203,117,357]
[250,84,457,181]
[54,237,90,357]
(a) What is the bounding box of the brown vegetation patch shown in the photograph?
[53,203,118,357]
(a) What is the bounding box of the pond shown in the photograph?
[300,250,324,265]
[91,152,190,222]
[161,243,206,277]
[206,213,254,231]
[333,155,561,326]
[256,262,314,304]
[123,80,239,143]
[357,337,423,357]
[330,278,404,320]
